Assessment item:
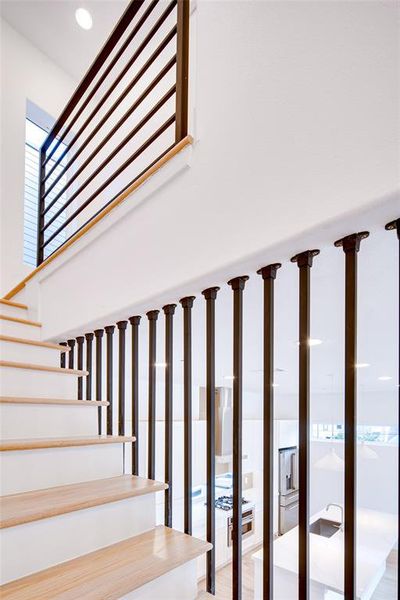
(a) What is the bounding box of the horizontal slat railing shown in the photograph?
[36,0,190,265]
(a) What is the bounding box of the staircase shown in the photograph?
[0,298,211,599]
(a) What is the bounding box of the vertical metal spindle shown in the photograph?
[147,310,159,480]
[291,249,320,600]
[36,146,45,266]
[76,336,84,400]
[385,218,400,600]
[228,276,249,600]
[105,326,115,435]
[60,342,67,368]
[175,0,190,143]
[257,264,281,600]
[180,296,195,535]
[335,232,369,600]
[67,339,75,370]
[117,321,128,436]
[94,329,104,435]
[85,333,94,401]
[201,286,220,595]
[129,316,141,475]
[163,304,176,527]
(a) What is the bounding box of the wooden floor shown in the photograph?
[198,548,398,599]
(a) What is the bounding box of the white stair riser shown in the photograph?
[0,403,98,439]
[0,494,156,584]
[0,367,81,399]
[0,340,64,366]
[0,305,28,319]
[125,559,198,600]
[0,320,41,340]
[0,443,125,494]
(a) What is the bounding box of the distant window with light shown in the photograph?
[23,115,68,266]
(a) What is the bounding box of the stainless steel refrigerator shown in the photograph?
[278,446,299,535]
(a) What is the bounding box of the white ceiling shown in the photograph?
[0,0,130,80]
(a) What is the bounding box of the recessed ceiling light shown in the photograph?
[355,363,370,368]
[155,362,167,368]
[378,375,392,381]
[223,375,235,380]
[75,8,93,30]
[297,338,322,346]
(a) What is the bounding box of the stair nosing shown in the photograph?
[0,526,212,599]
[0,335,69,351]
[0,396,108,406]
[0,315,41,327]
[0,299,28,310]
[0,361,88,376]
[0,475,168,528]
[0,435,135,452]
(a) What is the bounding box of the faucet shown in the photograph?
[326,503,344,530]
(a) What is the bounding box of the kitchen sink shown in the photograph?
[309,518,341,538]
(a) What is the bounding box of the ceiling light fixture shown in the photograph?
[155,362,167,368]
[223,375,235,380]
[378,375,392,381]
[75,8,93,30]
[355,363,370,368]
[297,338,322,347]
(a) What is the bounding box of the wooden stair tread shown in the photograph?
[0,475,167,528]
[0,361,88,376]
[0,315,41,327]
[0,435,135,451]
[0,335,69,351]
[0,526,212,599]
[0,397,108,406]
[0,299,28,310]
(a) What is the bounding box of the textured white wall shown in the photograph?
[0,19,76,294]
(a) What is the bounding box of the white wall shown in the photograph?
[0,19,76,294]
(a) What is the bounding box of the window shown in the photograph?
[23,110,68,266]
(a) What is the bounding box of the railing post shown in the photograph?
[67,339,75,370]
[105,326,115,435]
[201,286,220,595]
[94,329,104,434]
[60,342,67,368]
[117,321,128,436]
[163,304,176,527]
[180,296,196,536]
[147,310,159,480]
[228,276,249,600]
[36,146,45,266]
[291,249,320,600]
[335,232,369,600]
[76,336,85,400]
[175,0,190,142]
[385,218,400,600]
[257,263,281,600]
[85,333,94,401]
[129,316,141,475]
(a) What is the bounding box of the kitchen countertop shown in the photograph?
[252,505,397,597]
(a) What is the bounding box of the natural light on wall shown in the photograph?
[23,119,68,265]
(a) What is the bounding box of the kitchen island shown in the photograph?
[252,505,397,599]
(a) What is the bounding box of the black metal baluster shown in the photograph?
[117,321,128,436]
[202,287,219,595]
[60,342,67,368]
[85,333,94,401]
[335,232,369,600]
[76,336,84,400]
[36,145,45,265]
[94,329,104,435]
[291,249,320,600]
[228,276,249,600]
[67,339,75,370]
[130,316,141,475]
[175,0,190,142]
[385,218,400,600]
[163,304,176,527]
[105,326,115,435]
[180,296,195,535]
[147,310,159,480]
[257,264,281,600]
